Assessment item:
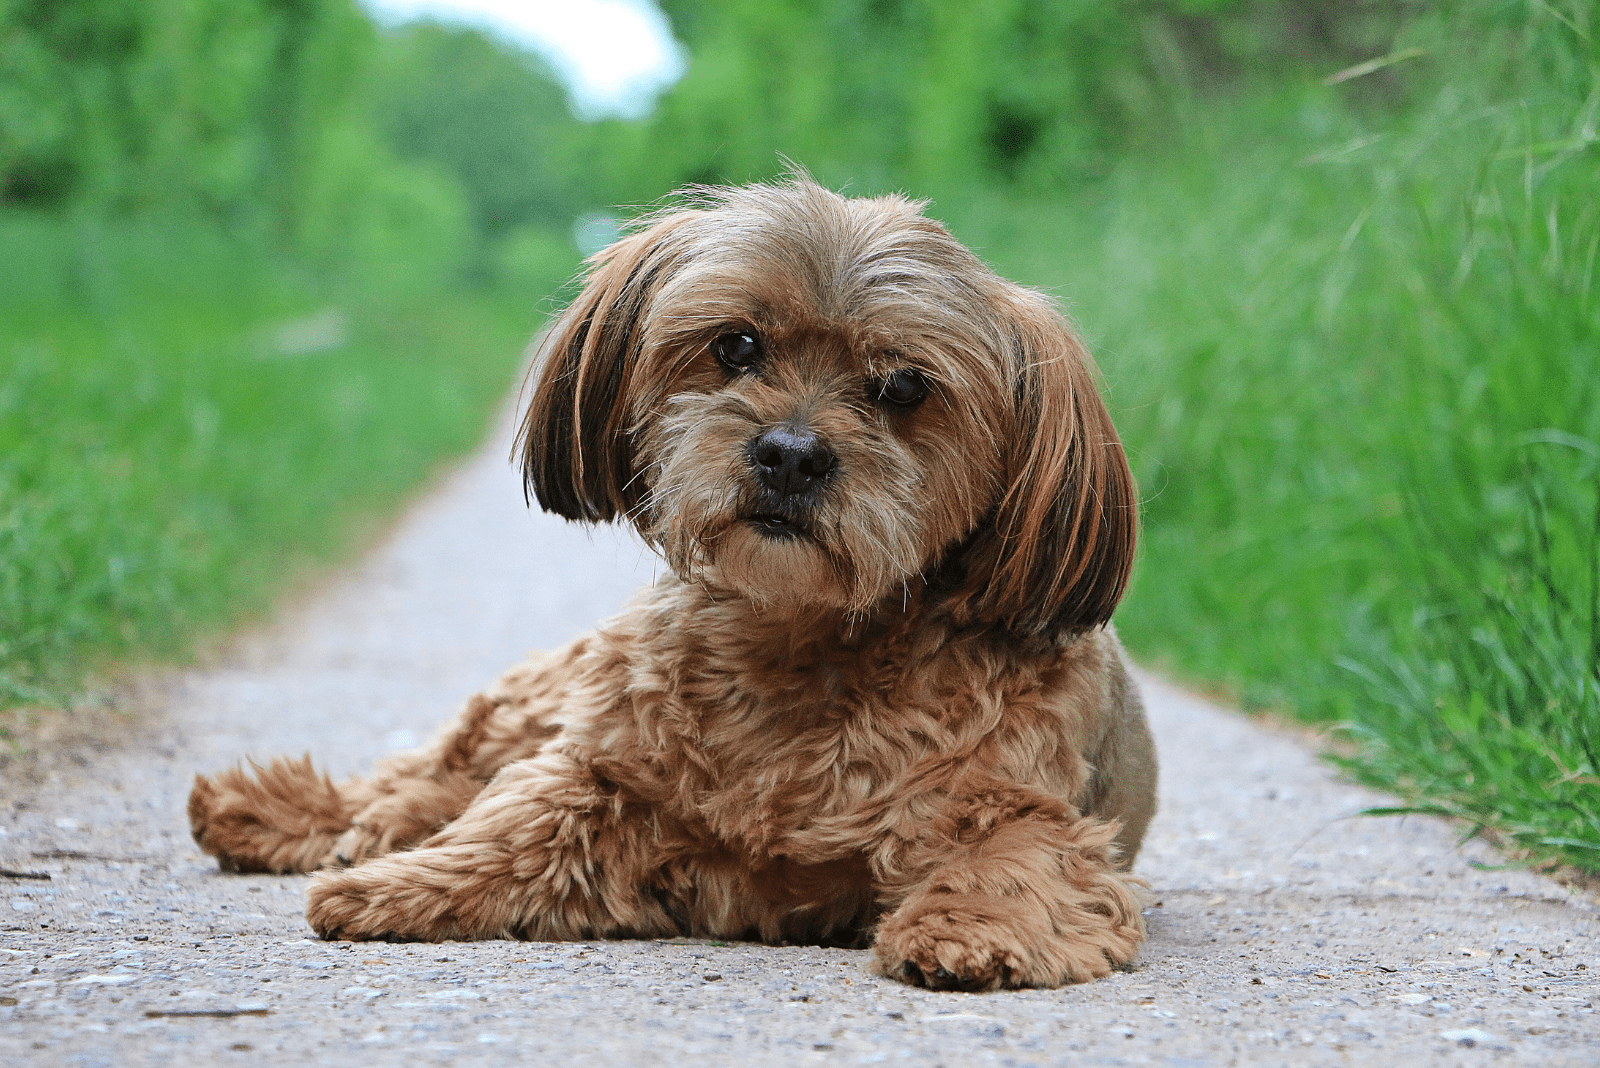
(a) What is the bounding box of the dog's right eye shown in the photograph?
[711,331,763,371]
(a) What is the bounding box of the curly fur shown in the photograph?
[189,176,1157,990]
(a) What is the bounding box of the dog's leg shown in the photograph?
[304,750,677,942]
[320,693,507,868]
[187,703,492,876]
[869,787,1145,990]
[323,646,587,866]
[187,743,483,876]
[189,696,513,874]
[187,756,359,874]
[190,648,582,874]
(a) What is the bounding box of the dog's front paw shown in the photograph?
[306,860,459,942]
[873,890,1140,990]
[873,895,1029,991]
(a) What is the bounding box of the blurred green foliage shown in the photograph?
[0,0,583,712]
[1038,0,1600,871]
[590,0,1409,198]
[2,0,442,274]
[0,0,591,281]
[370,23,584,249]
[0,222,540,706]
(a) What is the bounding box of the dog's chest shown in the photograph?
[673,631,1062,847]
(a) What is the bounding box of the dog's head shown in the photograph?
[518,179,1135,636]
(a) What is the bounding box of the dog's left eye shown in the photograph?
[711,331,763,371]
[871,368,930,410]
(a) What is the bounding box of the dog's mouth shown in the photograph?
[744,512,810,541]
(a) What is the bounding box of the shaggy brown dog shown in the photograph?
[188,178,1157,990]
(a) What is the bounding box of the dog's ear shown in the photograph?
[517,216,692,522]
[965,293,1138,636]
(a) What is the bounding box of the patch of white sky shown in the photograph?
[360,0,686,120]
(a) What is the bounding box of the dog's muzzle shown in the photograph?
[740,423,837,540]
[747,423,837,498]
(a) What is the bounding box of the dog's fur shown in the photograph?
[188,178,1157,990]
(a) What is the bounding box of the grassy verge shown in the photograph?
[950,11,1600,873]
[0,211,575,719]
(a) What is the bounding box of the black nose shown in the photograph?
[749,424,837,497]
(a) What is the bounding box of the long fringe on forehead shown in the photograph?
[636,178,1006,354]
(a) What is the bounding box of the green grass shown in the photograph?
[944,12,1600,873]
[0,210,576,714]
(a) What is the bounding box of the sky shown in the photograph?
[360,0,686,119]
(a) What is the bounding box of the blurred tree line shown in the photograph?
[6,0,1586,288]
[595,0,1413,201]
[2,0,1432,297]
[0,0,591,294]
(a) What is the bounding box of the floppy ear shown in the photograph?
[517,216,693,522]
[966,292,1138,636]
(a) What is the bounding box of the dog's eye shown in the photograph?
[711,331,763,371]
[872,368,930,410]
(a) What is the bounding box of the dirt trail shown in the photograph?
[2,428,1596,1067]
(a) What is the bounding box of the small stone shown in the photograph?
[702,972,722,982]
[1440,1028,1498,1048]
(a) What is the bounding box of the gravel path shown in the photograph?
[3,425,1596,1067]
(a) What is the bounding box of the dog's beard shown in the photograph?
[635,393,937,615]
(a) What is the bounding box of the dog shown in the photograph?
[187,177,1157,991]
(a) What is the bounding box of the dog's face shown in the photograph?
[520,180,1136,635]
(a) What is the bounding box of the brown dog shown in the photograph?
[188,178,1157,990]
